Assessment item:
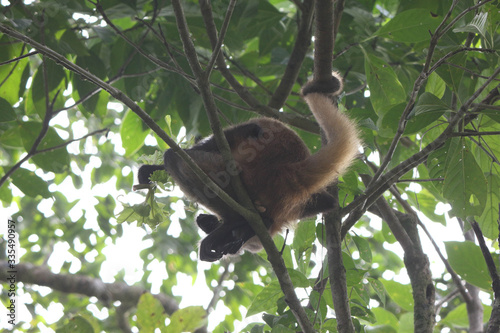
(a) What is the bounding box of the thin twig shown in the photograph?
[395,178,444,183]
[267,0,313,109]
[205,0,236,76]
[0,49,36,66]
[471,221,500,297]
[450,131,500,137]
[0,128,109,188]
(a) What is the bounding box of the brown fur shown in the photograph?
[138,73,361,261]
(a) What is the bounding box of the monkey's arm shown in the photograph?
[137,164,165,184]
[302,192,337,218]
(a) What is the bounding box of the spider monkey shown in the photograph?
[138,72,360,262]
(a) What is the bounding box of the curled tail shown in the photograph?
[298,72,361,194]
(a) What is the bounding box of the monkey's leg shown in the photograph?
[199,218,249,261]
[301,192,337,218]
[196,214,221,234]
[199,214,274,262]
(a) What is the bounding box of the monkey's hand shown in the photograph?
[254,200,266,213]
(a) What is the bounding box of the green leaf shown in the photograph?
[375,9,441,43]
[20,122,70,173]
[316,223,327,247]
[425,72,446,99]
[364,53,406,114]
[0,126,23,148]
[482,107,500,123]
[346,269,366,287]
[404,92,450,134]
[399,313,414,333]
[292,220,316,253]
[28,59,67,116]
[368,278,386,306]
[0,179,13,206]
[427,139,453,189]
[136,293,168,331]
[0,97,16,122]
[371,307,399,330]
[95,195,116,237]
[380,279,413,311]
[287,268,310,288]
[293,220,316,273]
[453,12,488,38]
[73,52,108,115]
[10,168,51,198]
[247,281,282,316]
[435,52,466,92]
[442,303,492,328]
[59,29,90,56]
[0,41,28,105]
[407,188,446,225]
[353,235,372,263]
[56,316,94,333]
[445,241,492,290]
[165,306,208,333]
[378,103,406,137]
[120,110,150,157]
[477,173,500,239]
[443,138,487,218]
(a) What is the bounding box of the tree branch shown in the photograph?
[471,221,500,297]
[313,0,334,81]
[0,261,179,314]
[267,0,314,109]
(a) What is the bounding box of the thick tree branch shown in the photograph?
[324,188,355,333]
[0,261,179,314]
[312,0,334,81]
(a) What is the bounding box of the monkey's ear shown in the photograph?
[301,72,343,97]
